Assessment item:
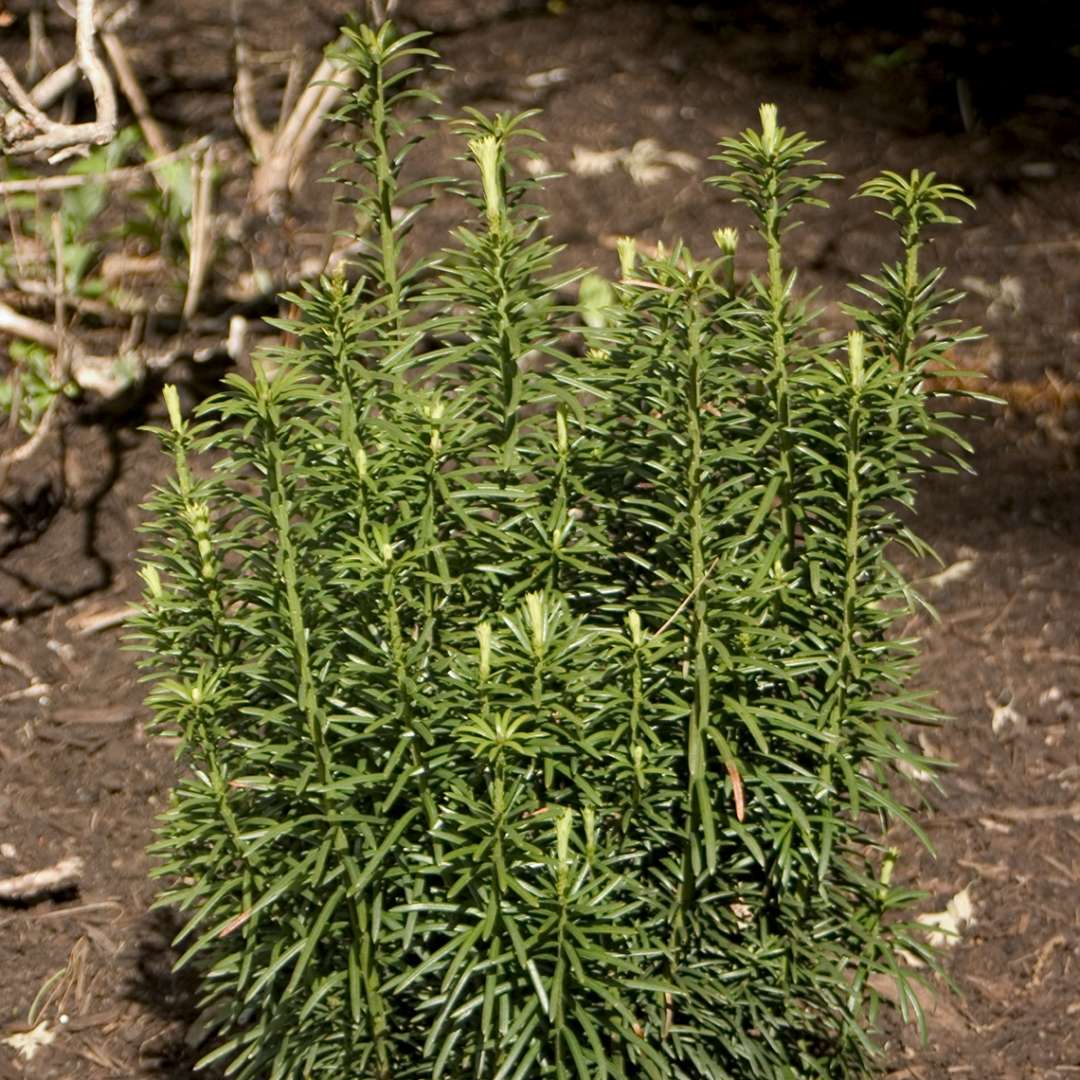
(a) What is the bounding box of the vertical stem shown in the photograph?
[763,201,798,573]
[546,411,570,593]
[838,380,863,710]
[379,551,449,1011]
[892,232,922,376]
[257,381,390,1073]
[819,338,865,879]
[167,424,227,662]
[471,133,521,474]
[382,558,443,860]
[491,235,522,474]
[368,49,402,335]
[678,296,714,926]
[160,396,257,992]
[626,613,645,816]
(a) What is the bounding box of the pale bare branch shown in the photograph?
[1,0,117,159]
[182,145,215,320]
[100,28,171,158]
[25,2,136,113]
[367,0,400,21]
[0,136,211,195]
[231,2,353,216]
[248,43,353,216]
[0,391,62,477]
[232,39,273,159]
[0,297,61,351]
[0,856,84,902]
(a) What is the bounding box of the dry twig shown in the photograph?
[652,557,720,639]
[23,2,136,113]
[0,856,83,902]
[366,0,400,20]
[988,803,1080,823]
[0,296,61,351]
[182,145,215,320]
[0,646,39,683]
[0,135,211,195]
[99,27,171,159]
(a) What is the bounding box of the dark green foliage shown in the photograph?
[132,28,978,1080]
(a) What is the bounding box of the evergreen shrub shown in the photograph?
[133,21,979,1079]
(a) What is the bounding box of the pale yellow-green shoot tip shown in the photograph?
[469,135,503,227]
[162,384,183,432]
[476,621,492,682]
[713,227,738,256]
[847,330,865,389]
[759,103,779,154]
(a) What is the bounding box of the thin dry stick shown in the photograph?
[33,899,123,921]
[182,145,215,320]
[6,366,22,437]
[988,803,1080,823]
[652,557,720,639]
[51,212,66,354]
[0,136,211,195]
[232,39,272,158]
[5,276,139,321]
[0,680,51,702]
[0,647,39,683]
[0,56,58,130]
[27,10,54,86]
[281,74,345,193]
[0,392,61,484]
[278,45,305,126]
[3,191,30,432]
[99,28,172,159]
[28,57,80,112]
[0,856,84,902]
[367,0,400,20]
[0,297,61,350]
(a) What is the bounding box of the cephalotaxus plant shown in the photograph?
[132,21,978,1079]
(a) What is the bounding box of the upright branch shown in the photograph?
[327,23,442,334]
[708,104,838,576]
[852,169,975,376]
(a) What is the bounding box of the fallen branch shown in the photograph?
[0,136,211,195]
[0,681,51,702]
[0,856,83,902]
[24,2,136,113]
[0,391,62,484]
[2,278,139,322]
[0,0,118,161]
[0,647,39,683]
[67,604,137,636]
[987,803,1080,823]
[0,297,61,350]
[652,557,720,639]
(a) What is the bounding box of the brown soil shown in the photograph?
[2,1,1079,1077]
